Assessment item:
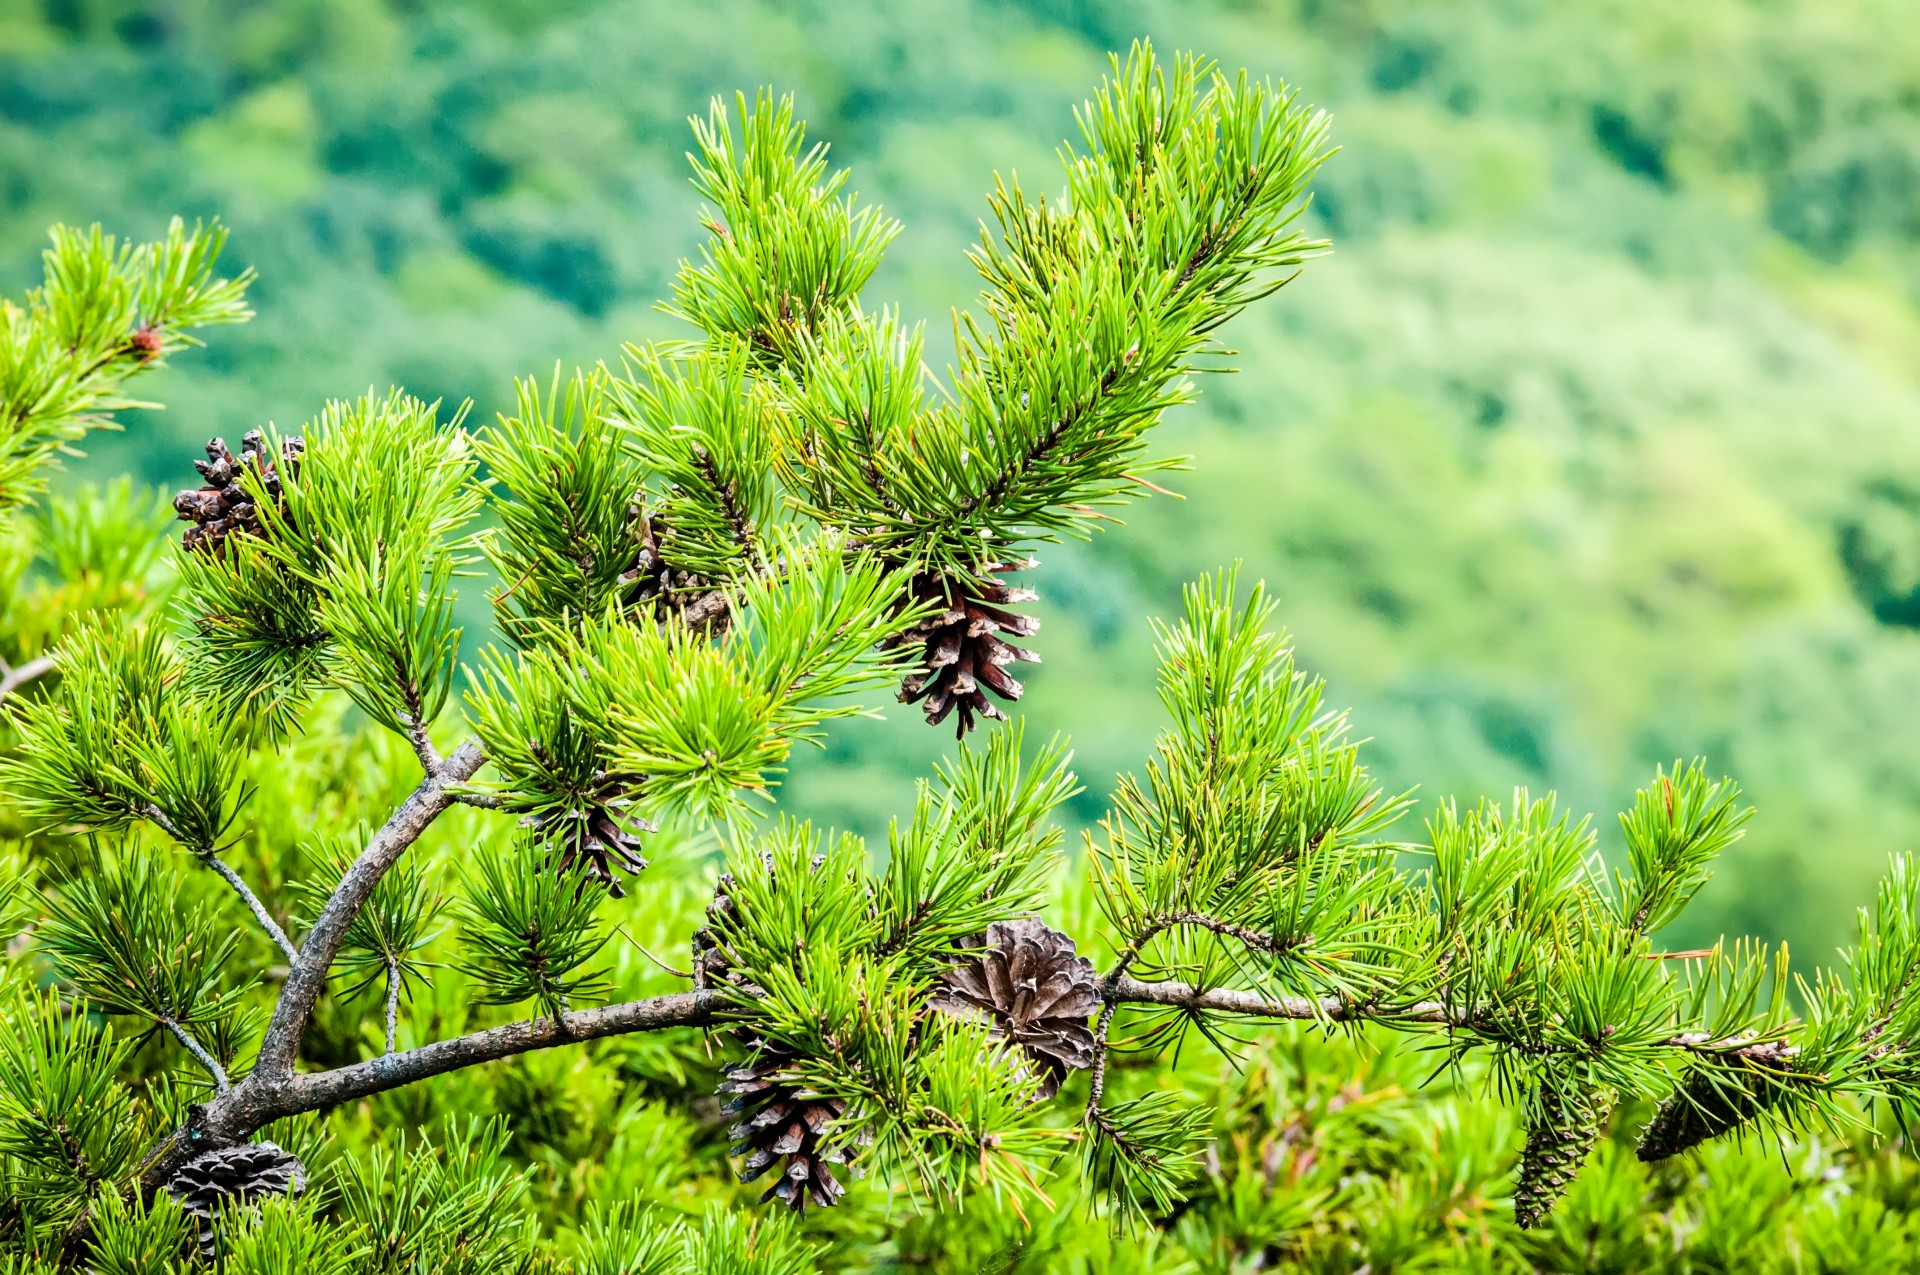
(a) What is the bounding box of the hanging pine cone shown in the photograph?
[520,761,653,898]
[1514,1080,1610,1229]
[1636,1049,1800,1162]
[720,1042,855,1215]
[174,430,304,555]
[928,917,1099,1099]
[885,561,1040,738]
[164,1140,307,1260]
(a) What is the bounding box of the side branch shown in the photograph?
[266,990,721,1118]
[252,738,487,1079]
[1107,977,1798,1061]
[0,654,56,702]
[200,851,299,964]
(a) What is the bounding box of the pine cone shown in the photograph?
[1636,1050,1799,1162]
[886,562,1040,738]
[929,918,1099,1098]
[174,430,304,555]
[164,1140,306,1259]
[129,324,164,361]
[691,871,747,994]
[721,1043,855,1215]
[1514,1081,1610,1229]
[521,765,653,898]
[617,498,730,636]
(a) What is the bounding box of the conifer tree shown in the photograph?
[5,43,1920,1271]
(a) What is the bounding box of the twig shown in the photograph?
[161,1017,230,1093]
[198,849,300,965]
[142,803,300,964]
[0,654,56,702]
[252,738,487,1080]
[1105,976,1796,1060]
[384,954,401,1055]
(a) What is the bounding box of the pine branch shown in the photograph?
[0,654,55,701]
[197,848,299,965]
[274,989,719,1112]
[142,989,722,1178]
[383,954,401,1056]
[161,1016,230,1093]
[252,738,488,1080]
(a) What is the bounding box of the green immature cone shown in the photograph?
[1515,1080,1612,1229]
[1636,1050,1801,1162]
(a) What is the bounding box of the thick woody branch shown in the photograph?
[163,989,723,1162]
[252,737,487,1079]
[274,989,721,1113]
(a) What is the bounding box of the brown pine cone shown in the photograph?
[691,871,747,995]
[721,1043,856,1215]
[929,918,1099,1098]
[174,430,304,555]
[885,561,1040,738]
[521,765,653,898]
[616,498,730,636]
[1514,1080,1610,1229]
[1637,1049,1800,1162]
[164,1140,306,1259]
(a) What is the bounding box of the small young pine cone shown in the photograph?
[175,430,303,555]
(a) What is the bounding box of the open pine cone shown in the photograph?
[886,561,1040,738]
[929,918,1100,1098]
[174,430,304,554]
[721,1043,856,1214]
[1514,1080,1610,1229]
[521,765,653,898]
[1636,1049,1799,1162]
[164,1140,307,1259]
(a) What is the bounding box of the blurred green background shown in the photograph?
[3,0,1917,962]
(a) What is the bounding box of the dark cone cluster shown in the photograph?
[929,917,1100,1098]
[522,766,654,898]
[174,430,304,554]
[720,1044,855,1215]
[1637,1052,1799,1162]
[887,562,1040,738]
[1514,1082,1609,1229]
[617,499,730,636]
[164,1140,307,1259]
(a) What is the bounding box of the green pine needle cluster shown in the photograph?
[5,39,1920,1273]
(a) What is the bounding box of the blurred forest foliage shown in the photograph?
[3,0,1919,965]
